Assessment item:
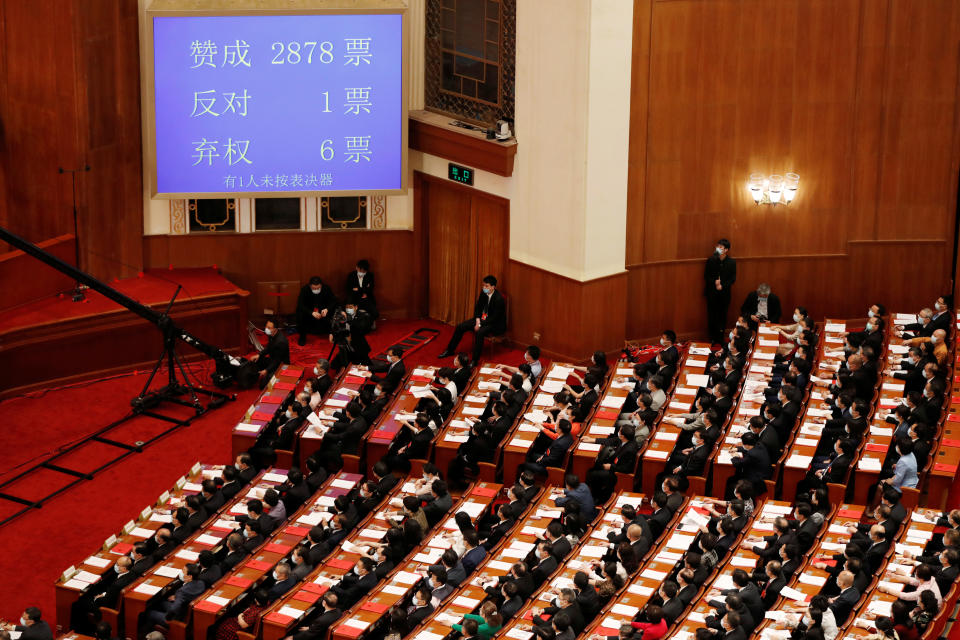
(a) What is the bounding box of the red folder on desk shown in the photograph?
[225,576,253,588]
[264,612,294,625]
[300,582,329,594]
[337,625,365,638]
[941,439,960,447]
[284,525,310,537]
[260,395,284,404]
[244,559,272,571]
[273,381,296,391]
[361,602,389,614]
[194,600,223,613]
[344,375,366,384]
[472,486,498,497]
[264,542,293,554]
[595,409,619,421]
[292,590,321,604]
[935,463,958,473]
[865,444,887,452]
[327,558,355,570]
[109,543,133,555]
[948,413,960,423]
[836,509,862,519]
[252,410,275,422]
[410,375,433,383]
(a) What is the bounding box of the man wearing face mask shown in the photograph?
[345,259,378,318]
[267,562,297,601]
[439,275,507,365]
[312,359,333,397]
[250,318,290,386]
[3,608,51,640]
[368,346,406,392]
[296,276,339,346]
[70,556,137,632]
[740,283,781,331]
[703,238,737,344]
[329,301,372,371]
[905,328,949,368]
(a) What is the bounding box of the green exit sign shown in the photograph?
[448,163,474,185]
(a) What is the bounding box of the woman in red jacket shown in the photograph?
[631,605,667,640]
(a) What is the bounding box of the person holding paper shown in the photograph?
[703,238,737,344]
[740,283,782,330]
[497,345,543,380]
[438,275,507,365]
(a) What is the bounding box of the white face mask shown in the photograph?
[924,389,933,399]
[311,287,322,295]
[357,270,366,277]
[715,246,723,255]
[373,388,382,397]
[272,570,280,580]
[265,327,274,336]
[346,307,356,316]
[728,331,735,341]
[660,338,667,347]
[286,411,295,419]
[868,309,875,318]
[793,313,801,322]
[922,369,931,379]
[931,335,939,344]
[482,286,492,295]
[20,617,28,627]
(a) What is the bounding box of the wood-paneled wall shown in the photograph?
[143,231,422,319]
[0,0,142,279]
[626,0,960,340]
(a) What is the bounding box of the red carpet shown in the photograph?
[0,317,527,625]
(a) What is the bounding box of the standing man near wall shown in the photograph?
[704,238,737,344]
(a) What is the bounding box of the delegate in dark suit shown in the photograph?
[296,280,339,343]
[740,290,782,329]
[441,278,508,363]
[255,327,290,380]
[703,243,737,344]
[345,265,377,316]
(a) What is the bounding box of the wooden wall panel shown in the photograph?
[0,235,77,312]
[0,0,142,280]
[626,0,960,340]
[143,231,422,320]
[507,260,627,361]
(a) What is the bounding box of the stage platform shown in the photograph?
[0,267,249,399]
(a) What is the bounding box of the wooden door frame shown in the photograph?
[412,170,511,321]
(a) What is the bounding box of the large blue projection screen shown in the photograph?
[150,13,404,196]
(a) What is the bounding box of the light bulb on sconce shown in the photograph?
[748,172,799,205]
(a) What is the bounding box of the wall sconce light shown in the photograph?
[748,172,799,205]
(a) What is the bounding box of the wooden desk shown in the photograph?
[570,360,639,481]
[500,362,576,486]
[327,482,502,640]
[120,469,289,638]
[363,366,442,466]
[297,365,377,468]
[231,365,306,460]
[638,343,712,493]
[54,463,218,634]
[188,472,364,640]
[431,363,512,477]
[777,320,846,500]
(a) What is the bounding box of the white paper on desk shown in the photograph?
[786,455,813,468]
[415,633,445,640]
[682,510,709,529]
[882,381,905,391]
[911,511,936,524]
[686,374,710,387]
[819,542,845,552]
[505,630,533,640]
[616,367,635,375]
[889,345,909,354]
[825,322,845,332]
[518,424,540,433]
[686,611,706,623]
[436,612,464,625]
[510,541,536,552]
[592,425,615,436]
[730,556,756,568]
[521,525,545,536]
[673,386,696,397]
[155,565,181,578]
[305,412,327,429]
[754,351,776,360]
[462,395,487,405]
[540,379,565,393]
[277,605,305,620]
[907,528,934,540]
[716,451,734,465]
[609,603,638,617]
[547,366,573,379]
[764,503,793,515]
[602,617,626,630]
[508,438,532,448]
[868,600,894,616]
[84,555,111,568]
[800,426,823,437]
[668,400,689,411]
[393,570,420,584]
[794,437,819,447]
[654,430,679,442]
[871,426,893,437]
[453,595,480,609]
[63,578,91,590]
[739,406,761,417]
[798,573,827,587]
[205,595,231,607]
[134,583,163,595]
[712,574,735,591]
[150,512,173,523]
[235,423,262,433]
[686,359,708,368]
[196,533,223,546]
[764,611,790,623]
[175,549,199,561]
[645,449,669,460]
[358,527,387,539]
[579,442,602,452]
[628,583,655,596]
[446,435,469,443]
[655,551,683,564]
[487,560,513,571]
[828,523,851,535]
[478,381,501,391]
[459,501,486,518]
[463,406,485,416]
[778,585,809,603]
[331,478,353,489]
[667,533,696,550]
[581,545,607,558]
[382,584,408,595]
[859,458,882,471]
[501,547,525,558]
[597,395,622,409]
[414,550,443,564]
[299,512,332,528]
